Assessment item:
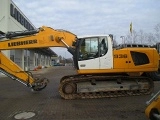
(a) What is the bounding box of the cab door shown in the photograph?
[99,37,113,69]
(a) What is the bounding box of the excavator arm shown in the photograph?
[0,26,77,91]
[145,90,160,120]
[0,51,48,91]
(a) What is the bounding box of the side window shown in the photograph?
[79,37,98,60]
[99,37,108,56]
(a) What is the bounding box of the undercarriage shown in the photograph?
[59,75,154,99]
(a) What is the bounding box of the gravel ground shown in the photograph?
[0,66,159,120]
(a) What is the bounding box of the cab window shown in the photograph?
[78,37,108,61]
[99,37,108,56]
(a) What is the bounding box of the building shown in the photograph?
[0,0,57,70]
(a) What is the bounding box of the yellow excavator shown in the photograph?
[145,90,160,120]
[0,26,159,99]
[145,43,160,120]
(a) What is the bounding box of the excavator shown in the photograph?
[0,26,159,99]
[145,90,160,120]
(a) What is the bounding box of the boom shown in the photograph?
[0,26,77,54]
[0,26,77,91]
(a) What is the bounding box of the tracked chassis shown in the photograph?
[59,75,154,99]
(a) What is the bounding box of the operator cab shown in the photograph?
[74,35,113,70]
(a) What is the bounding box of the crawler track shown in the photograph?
[59,75,154,99]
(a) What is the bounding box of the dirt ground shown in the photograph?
[0,66,159,120]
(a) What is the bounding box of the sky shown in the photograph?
[13,0,160,58]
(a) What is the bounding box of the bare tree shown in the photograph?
[132,30,139,43]
[138,29,144,44]
[124,23,160,45]
[113,35,118,47]
[154,23,160,42]
[125,30,138,44]
[125,34,132,44]
[146,33,156,45]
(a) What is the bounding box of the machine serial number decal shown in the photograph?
[114,54,127,58]
[8,39,37,47]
